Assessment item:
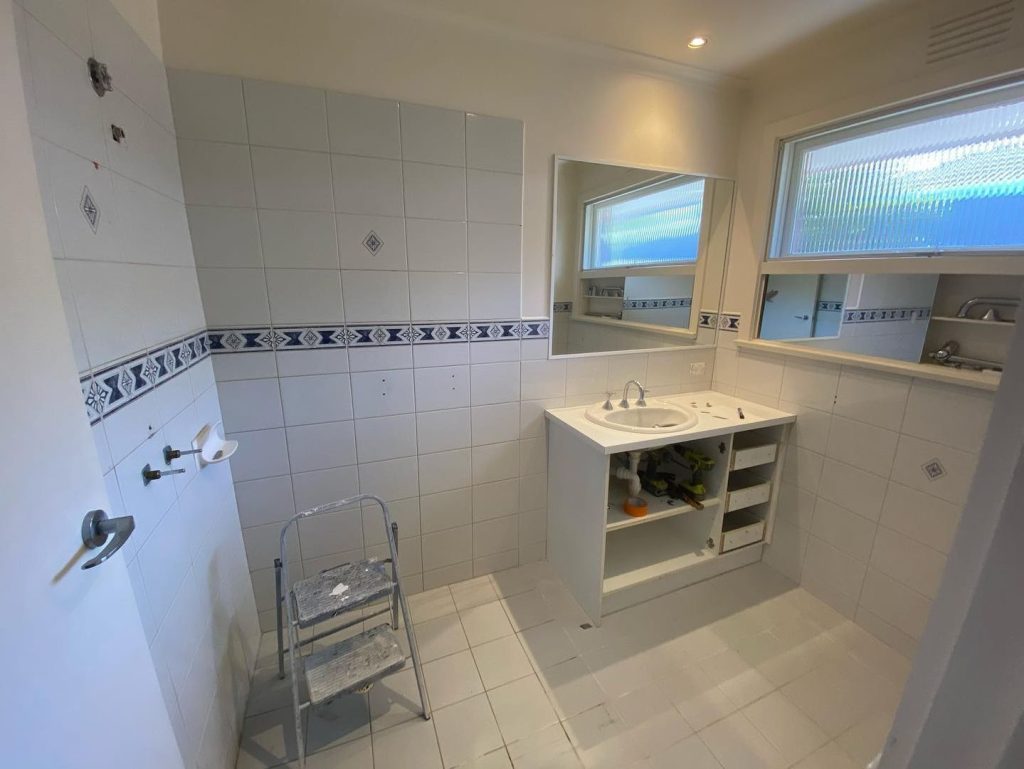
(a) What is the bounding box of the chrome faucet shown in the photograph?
[619,380,647,408]
[956,296,1019,321]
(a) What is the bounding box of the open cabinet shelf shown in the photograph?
[603,513,717,594]
[606,477,719,531]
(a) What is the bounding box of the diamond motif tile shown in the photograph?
[922,459,946,480]
[363,230,383,255]
[80,186,99,232]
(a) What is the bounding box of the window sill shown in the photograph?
[735,339,1002,391]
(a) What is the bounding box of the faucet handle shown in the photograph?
[602,392,614,410]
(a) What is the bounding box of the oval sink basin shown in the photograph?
[585,399,698,433]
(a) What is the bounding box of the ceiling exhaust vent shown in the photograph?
[926,0,1016,64]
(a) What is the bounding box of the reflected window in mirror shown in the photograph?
[550,157,734,358]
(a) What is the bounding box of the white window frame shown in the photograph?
[764,77,1024,277]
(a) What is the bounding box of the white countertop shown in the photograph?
[545,390,795,453]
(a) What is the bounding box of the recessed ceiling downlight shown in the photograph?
[687,35,708,49]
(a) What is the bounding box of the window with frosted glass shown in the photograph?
[771,84,1024,259]
[583,177,705,270]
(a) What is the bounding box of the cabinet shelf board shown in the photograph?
[606,480,719,532]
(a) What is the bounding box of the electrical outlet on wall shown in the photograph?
[689,361,706,375]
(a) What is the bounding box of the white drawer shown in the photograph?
[726,481,771,512]
[721,520,766,553]
[731,443,777,471]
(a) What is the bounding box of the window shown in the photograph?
[582,176,705,270]
[770,81,1024,260]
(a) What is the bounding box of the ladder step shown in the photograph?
[291,559,395,629]
[303,624,405,705]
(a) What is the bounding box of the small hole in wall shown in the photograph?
[580,623,593,630]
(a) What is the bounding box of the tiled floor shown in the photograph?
[237,562,909,769]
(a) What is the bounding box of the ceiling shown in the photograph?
[373,0,906,79]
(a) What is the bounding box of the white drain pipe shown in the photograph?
[614,451,643,497]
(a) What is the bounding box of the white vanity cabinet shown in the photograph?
[545,392,795,623]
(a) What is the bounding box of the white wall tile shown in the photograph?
[420,449,473,494]
[21,0,92,58]
[226,427,290,482]
[890,434,977,507]
[266,268,343,325]
[280,373,353,426]
[177,139,254,207]
[400,103,465,166]
[326,92,400,159]
[421,488,473,533]
[187,206,262,268]
[355,414,418,462]
[870,527,946,599]
[471,362,521,406]
[348,345,413,372]
[351,369,416,417]
[407,219,468,272]
[251,146,333,211]
[235,475,296,527]
[217,378,284,433]
[342,270,410,322]
[520,360,566,400]
[781,444,823,494]
[260,209,338,268]
[565,358,609,397]
[403,162,467,221]
[359,456,419,501]
[338,214,407,270]
[43,141,120,262]
[778,400,831,454]
[833,368,910,429]
[825,416,898,478]
[470,340,520,364]
[410,272,468,320]
[472,441,519,484]
[422,526,473,571]
[274,352,348,381]
[879,481,961,554]
[285,420,357,473]
[25,16,105,160]
[417,409,471,454]
[779,359,838,412]
[243,79,328,151]
[469,273,520,319]
[472,403,520,446]
[518,477,546,516]
[520,398,562,439]
[298,505,363,558]
[817,458,887,521]
[474,516,518,558]
[857,569,931,640]
[414,366,470,411]
[901,380,993,453]
[802,536,867,603]
[473,479,519,522]
[293,466,360,514]
[102,91,182,201]
[468,222,521,273]
[810,498,876,563]
[467,170,522,225]
[735,353,784,400]
[519,437,546,476]
[363,496,420,544]
[168,69,247,143]
[332,154,404,216]
[606,354,649,393]
[197,267,270,326]
[466,114,523,173]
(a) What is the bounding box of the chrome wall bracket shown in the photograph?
[142,463,186,485]
[81,510,135,570]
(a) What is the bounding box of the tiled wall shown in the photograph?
[12,3,259,767]
[714,339,993,657]
[167,70,717,631]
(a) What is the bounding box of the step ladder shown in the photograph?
[275,494,431,767]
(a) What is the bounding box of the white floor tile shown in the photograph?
[416,613,471,662]
[488,675,560,743]
[306,734,372,769]
[433,693,505,768]
[461,601,515,646]
[538,657,607,720]
[699,711,788,769]
[473,634,534,690]
[423,649,486,709]
[742,691,828,765]
[646,735,723,769]
[518,621,578,670]
[372,717,443,769]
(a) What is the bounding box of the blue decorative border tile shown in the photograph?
[718,313,741,332]
[817,301,843,312]
[208,318,550,353]
[843,307,931,324]
[698,310,718,329]
[623,297,692,310]
[81,330,210,425]
[552,301,572,313]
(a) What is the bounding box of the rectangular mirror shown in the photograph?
[550,157,734,357]
[757,272,1020,372]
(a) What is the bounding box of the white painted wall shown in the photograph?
[156,0,742,317]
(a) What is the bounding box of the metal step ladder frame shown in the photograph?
[277,493,431,767]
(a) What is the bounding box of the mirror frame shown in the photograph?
[549,154,735,359]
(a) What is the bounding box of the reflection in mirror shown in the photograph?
[550,157,733,357]
[757,273,1019,372]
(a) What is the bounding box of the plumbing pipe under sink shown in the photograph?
[615,451,643,497]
